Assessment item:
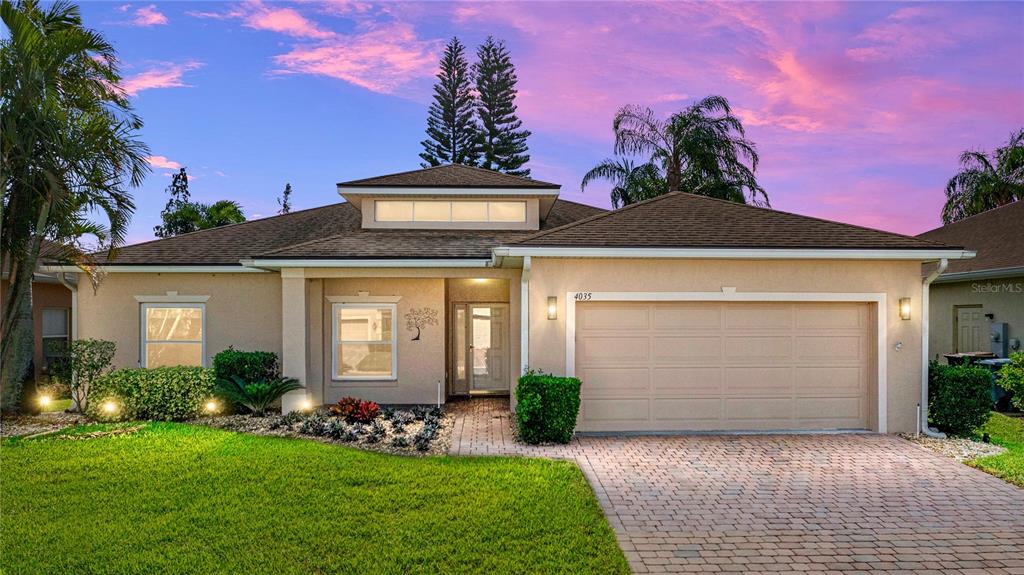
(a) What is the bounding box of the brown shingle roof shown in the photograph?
[512,192,957,250]
[337,164,559,189]
[916,200,1024,275]
[78,200,604,265]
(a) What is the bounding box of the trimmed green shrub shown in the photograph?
[212,348,279,383]
[86,367,215,422]
[998,351,1024,410]
[515,371,581,445]
[929,362,993,436]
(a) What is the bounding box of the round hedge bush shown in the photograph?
[928,362,993,436]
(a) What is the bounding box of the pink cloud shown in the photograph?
[190,1,333,39]
[272,22,441,94]
[130,4,167,27]
[122,61,203,96]
[146,155,181,169]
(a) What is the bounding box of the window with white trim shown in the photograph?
[375,200,526,223]
[41,308,69,370]
[333,303,396,380]
[141,303,205,367]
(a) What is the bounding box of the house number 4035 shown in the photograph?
[573,292,593,301]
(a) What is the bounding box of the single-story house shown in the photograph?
[917,200,1023,361]
[46,165,975,434]
[2,240,75,381]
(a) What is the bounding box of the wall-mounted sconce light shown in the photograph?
[547,296,557,320]
[898,297,911,321]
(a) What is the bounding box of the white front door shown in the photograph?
[468,304,509,392]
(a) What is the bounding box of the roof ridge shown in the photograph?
[509,192,685,244]
[677,192,953,248]
[99,202,350,254]
[338,163,560,188]
[917,199,1023,237]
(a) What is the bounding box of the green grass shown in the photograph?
[969,412,1024,488]
[1,423,628,575]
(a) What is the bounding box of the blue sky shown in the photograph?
[78,1,1024,244]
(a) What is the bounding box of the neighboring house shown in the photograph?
[1,240,74,381]
[917,200,1024,361]
[45,165,973,434]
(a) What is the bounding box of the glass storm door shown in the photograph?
[453,304,509,393]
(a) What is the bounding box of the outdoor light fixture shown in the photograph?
[205,400,218,413]
[547,296,557,320]
[38,395,51,407]
[301,398,313,411]
[102,400,118,414]
[899,297,911,321]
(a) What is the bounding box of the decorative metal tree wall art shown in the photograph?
[405,307,439,341]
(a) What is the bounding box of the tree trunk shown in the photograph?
[0,255,36,412]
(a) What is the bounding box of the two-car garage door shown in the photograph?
[574,301,873,432]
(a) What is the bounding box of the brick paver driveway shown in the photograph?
[449,399,1024,574]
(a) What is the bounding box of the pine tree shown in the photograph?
[474,37,530,176]
[278,183,292,214]
[154,168,195,237]
[420,37,479,167]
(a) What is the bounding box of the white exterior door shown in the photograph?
[574,301,873,432]
[955,306,987,353]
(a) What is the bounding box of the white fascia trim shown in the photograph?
[338,186,559,196]
[494,247,976,261]
[42,265,267,273]
[932,266,1024,283]
[326,295,402,304]
[134,293,211,303]
[564,290,888,434]
[243,259,493,268]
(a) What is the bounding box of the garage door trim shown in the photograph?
[565,291,888,433]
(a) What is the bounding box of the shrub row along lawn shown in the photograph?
[970,412,1024,488]
[2,423,628,575]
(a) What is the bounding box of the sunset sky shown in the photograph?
[79,1,1024,243]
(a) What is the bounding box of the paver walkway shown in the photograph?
[448,398,1024,574]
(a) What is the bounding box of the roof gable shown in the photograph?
[337,164,559,189]
[917,200,1024,275]
[512,192,956,250]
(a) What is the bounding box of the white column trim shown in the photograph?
[520,256,531,375]
[564,290,889,433]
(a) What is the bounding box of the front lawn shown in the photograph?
[970,412,1024,488]
[1,423,628,574]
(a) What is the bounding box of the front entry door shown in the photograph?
[452,304,509,393]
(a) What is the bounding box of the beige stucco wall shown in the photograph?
[525,258,927,434]
[928,276,1024,360]
[316,277,446,405]
[76,272,282,369]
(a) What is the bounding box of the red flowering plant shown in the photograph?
[330,396,380,423]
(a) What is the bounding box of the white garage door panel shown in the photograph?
[576,301,872,432]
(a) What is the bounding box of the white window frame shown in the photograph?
[332,302,398,381]
[140,302,207,368]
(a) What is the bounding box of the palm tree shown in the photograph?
[197,200,245,229]
[580,157,667,208]
[0,0,149,410]
[942,129,1024,223]
[610,95,769,206]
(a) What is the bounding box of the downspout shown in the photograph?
[920,258,948,438]
[58,272,79,410]
[520,256,531,375]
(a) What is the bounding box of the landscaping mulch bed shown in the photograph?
[197,406,453,456]
[900,433,1007,462]
[0,412,85,439]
